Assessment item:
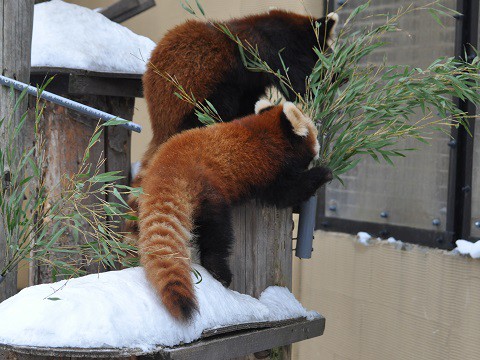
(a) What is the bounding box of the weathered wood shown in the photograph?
[30,70,143,98]
[0,316,325,360]
[100,0,156,23]
[105,97,134,234]
[68,75,144,98]
[0,0,35,302]
[231,201,293,296]
[230,201,293,359]
[30,94,134,284]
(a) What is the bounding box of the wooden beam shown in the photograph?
[157,317,325,360]
[100,0,156,23]
[0,317,325,359]
[30,69,144,98]
[0,0,35,302]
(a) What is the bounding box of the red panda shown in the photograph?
[129,10,339,236]
[138,100,332,321]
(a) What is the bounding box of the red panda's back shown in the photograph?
[143,20,237,147]
[147,110,290,203]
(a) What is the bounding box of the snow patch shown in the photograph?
[0,265,316,351]
[454,239,480,259]
[32,0,155,73]
[357,231,372,246]
[387,237,397,243]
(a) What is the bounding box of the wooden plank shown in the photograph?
[0,0,35,302]
[30,67,144,79]
[100,0,156,23]
[201,317,305,338]
[148,317,325,360]
[30,72,143,98]
[0,317,325,360]
[68,75,144,98]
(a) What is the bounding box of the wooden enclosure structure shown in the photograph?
[0,1,325,358]
[28,67,139,284]
[2,69,326,358]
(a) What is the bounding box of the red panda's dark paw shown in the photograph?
[309,166,333,187]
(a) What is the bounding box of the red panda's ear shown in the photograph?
[255,99,273,114]
[316,12,339,47]
[283,102,309,137]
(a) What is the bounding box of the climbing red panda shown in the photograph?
[128,10,339,236]
[138,100,332,321]
[142,10,339,163]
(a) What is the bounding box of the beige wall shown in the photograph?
[292,231,480,360]
[67,0,324,162]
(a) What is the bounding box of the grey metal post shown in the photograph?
[295,195,318,259]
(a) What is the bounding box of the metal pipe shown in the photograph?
[0,75,142,133]
[295,194,318,259]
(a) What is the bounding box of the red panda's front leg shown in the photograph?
[270,166,333,208]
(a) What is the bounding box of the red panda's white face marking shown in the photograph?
[254,99,273,114]
[326,12,339,48]
[282,102,320,160]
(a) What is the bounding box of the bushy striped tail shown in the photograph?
[138,187,198,321]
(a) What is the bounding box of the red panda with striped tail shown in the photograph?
[138,100,332,321]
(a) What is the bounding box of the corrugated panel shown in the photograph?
[325,0,456,231]
[293,231,480,360]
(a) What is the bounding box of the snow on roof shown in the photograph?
[32,0,155,74]
[0,265,317,351]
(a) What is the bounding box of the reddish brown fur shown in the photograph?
[128,11,338,238]
[138,104,326,321]
[143,20,237,152]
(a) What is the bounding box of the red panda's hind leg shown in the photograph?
[195,203,234,287]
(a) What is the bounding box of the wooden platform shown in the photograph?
[0,316,324,360]
[30,67,143,98]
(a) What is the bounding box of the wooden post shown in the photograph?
[230,201,294,360]
[31,94,133,284]
[0,0,35,302]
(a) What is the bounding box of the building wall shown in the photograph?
[292,230,480,360]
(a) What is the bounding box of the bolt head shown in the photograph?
[328,204,337,211]
[380,211,388,218]
[475,221,480,228]
[432,218,441,226]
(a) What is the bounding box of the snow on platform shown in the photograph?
[32,0,155,74]
[0,265,317,351]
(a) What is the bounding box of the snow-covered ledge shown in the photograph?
[0,266,324,358]
[32,1,155,74]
